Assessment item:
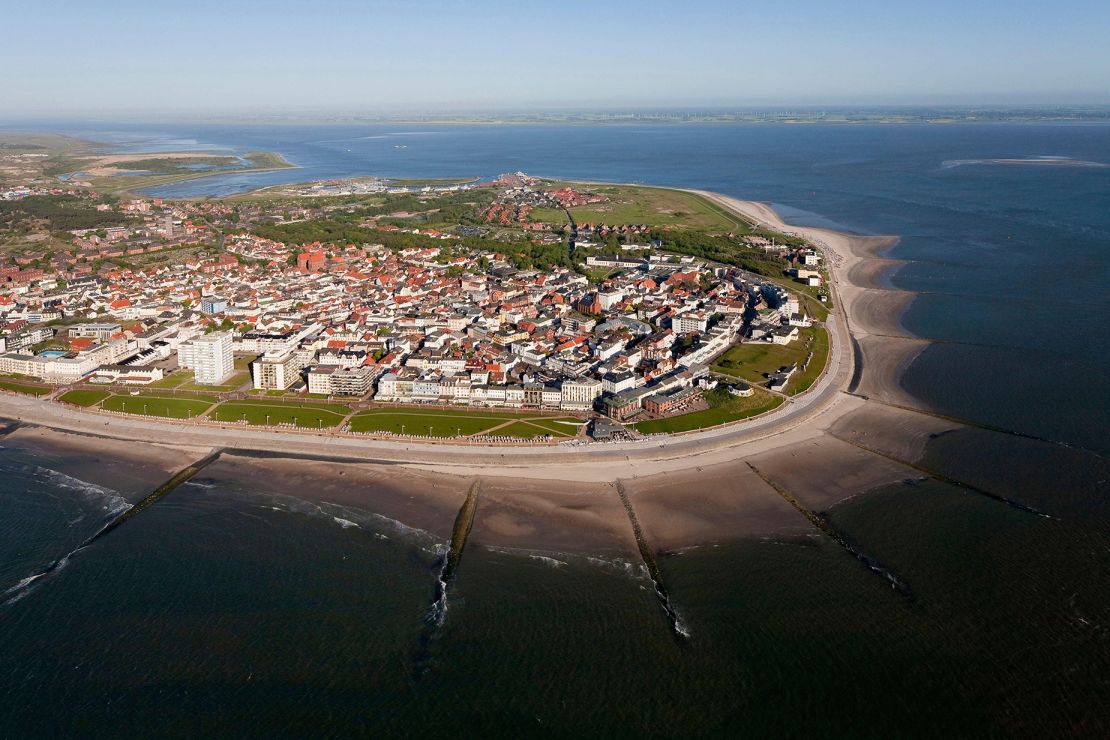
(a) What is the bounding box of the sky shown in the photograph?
[2,0,1109,117]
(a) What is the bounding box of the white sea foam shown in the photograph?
[4,555,70,606]
[333,516,359,529]
[28,464,130,518]
[528,555,566,568]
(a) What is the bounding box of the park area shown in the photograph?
[348,408,582,438]
[57,389,111,406]
[530,184,749,231]
[711,326,829,394]
[209,400,350,429]
[0,378,53,396]
[148,357,252,392]
[631,388,783,435]
[100,394,216,419]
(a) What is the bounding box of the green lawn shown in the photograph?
[349,411,506,437]
[517,417,583,436]
[631,389,783,435]
[225,398,351,415]
[711,327,823,385]
[101,394,214,419]
[787,326,830,395]
[488,421,565,439]
[0,379,52,396]
[150,368,249,392]
[180,371,250,392]
[533,183,748,231]
[210,402,348,429]
[148,371,192,389]
[58,389,111,406]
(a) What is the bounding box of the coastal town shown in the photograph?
[0,139,831,443]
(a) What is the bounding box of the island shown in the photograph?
[2,133,932,486]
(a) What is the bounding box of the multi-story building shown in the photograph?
[559,377,602,410]
[251,348,308,391]
[70,323,122,341]
[307,365,376,396]
[178,332,234,385]
[200,296,229,314]
[672,311,708,335]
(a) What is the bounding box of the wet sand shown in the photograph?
[207,454,470,540]
[1,425,208,500]
[747,435,923,512]
[470,477,638,555]
[620,461,810,551]
[827,402,960,463]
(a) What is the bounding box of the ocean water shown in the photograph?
[2,121,1109,735]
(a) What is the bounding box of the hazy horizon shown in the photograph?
[3,0,1109,117]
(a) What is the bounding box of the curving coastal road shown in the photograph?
[0,195,873,482]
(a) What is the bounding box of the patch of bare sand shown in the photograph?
[852,334,931,406]
[841,286,916,337]
[470,477,637,554]
[210,454,470,539]
[621,460,809,550]
[827,402,960,463]
[747,434,921,512]
[846,257,903,290]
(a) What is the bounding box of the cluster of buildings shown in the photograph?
[0,173,822,427]
[270,178,477,198]
[0,221,814,425]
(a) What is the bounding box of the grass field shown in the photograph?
[58,389,111,406]
[349,410,508,436]
[488,421,567,439]
[347,407,574,437]
[534,183,748,231]
[711,327,826,386]
[148,371,192,389]
[631,389,783,435]
[101,394,214,419]
[210,402,348,429]
[518,417,584,436]
[0,379,52,396]
[786,326,830,395]
[151,368,250,392]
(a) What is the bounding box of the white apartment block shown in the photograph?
[178,332,234,385]
[560,377,603,410]
[252,348,308,390]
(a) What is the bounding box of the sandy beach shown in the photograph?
[1,192,953,549]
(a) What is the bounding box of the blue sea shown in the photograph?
[2,121,1109,736]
